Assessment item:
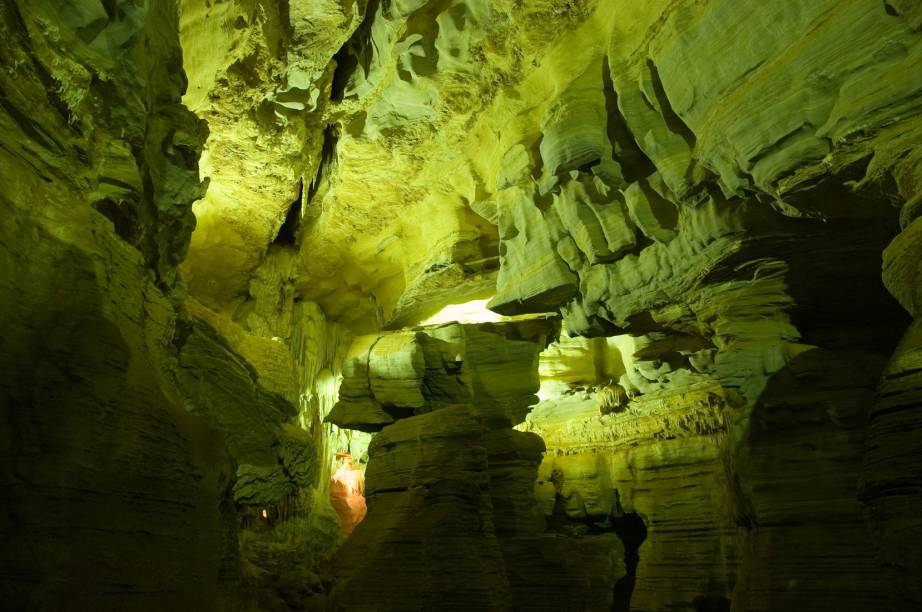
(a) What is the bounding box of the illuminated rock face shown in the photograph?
[2,0,922,611]
[329,454,367,534]
[326,318,554,431]
[307,1,921,609]
[326,321,628,610]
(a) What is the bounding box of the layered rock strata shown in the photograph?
[327,320,626,610]
[327,317,557,431]
[0,1,229,609]
[0,2,341,609]
[520,220,911,610]
[443,2,922,610]
[859,199,922,608]
[2,0,922,610]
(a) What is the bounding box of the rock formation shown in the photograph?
[326,320,626,611]
[1,0,921,611]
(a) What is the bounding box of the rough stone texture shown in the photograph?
[520,230,911,610]
[327,318,626,610]
[0,0,208,292]
[0,2,341,609]
[0,215,240,611]
[176,299,347,611]
[327,317,556,431]
[4,0,922,610]
[0,1,236,608]
[330,407,514,611]
[330,405,625,611]
[859,209,922,608]
[173,0,922,334]
[451,3,921,609]
[178,0,360,308]
[329,454,367,534]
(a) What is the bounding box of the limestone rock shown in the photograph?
[622,177,678,243]
[859,318,922,607]
[464,319,557,427]
[327,318,556,431]
[172,313,297,466]
[0,0,207,292]
[368,331,427,407]
[610,59,698,202]
[501,534,626,612]
[483,429,547,536]
[178,0,359,306]
[330,405,625,611]
[554,175,637,264]
[517,204,912,609]
[327,331,425,431]
[329,455,367,535]
[330,406,512,611]
[860,209,922,608]
[0,1,235,609]
[883,216,922,316]
[540,57,621,183]
[488,185,580,314]
[5,0,922,610]
[233,464,296,506]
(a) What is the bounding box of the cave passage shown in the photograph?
[1,0,921,611]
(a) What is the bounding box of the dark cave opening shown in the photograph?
[544,496,649,611]
[273,180,302,246]
[610,512,648,612]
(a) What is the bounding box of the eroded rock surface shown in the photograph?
[0,1,229,609]
[3,0,922,610]
[325,320,627,610]
[328,323,627,610]
[0,2,341,609]
[327,317,556,430]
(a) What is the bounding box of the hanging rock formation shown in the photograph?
[2,0,922,611]
[327,317,556,430]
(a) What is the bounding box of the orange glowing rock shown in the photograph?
[330,454,367,534]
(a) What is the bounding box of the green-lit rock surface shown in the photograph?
[2,0,922,610]
[326,317,556,430]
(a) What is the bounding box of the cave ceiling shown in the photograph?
[179,0,578,329]
[178,0,922,336]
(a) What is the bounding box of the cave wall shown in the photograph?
[860,202,922,606]
[472,2,921,609]
[177,0,361,310]
[0,1,342,610]
[0,0,233,609]
[311,0,922,609]
[326,319,628,611]
[2,0,921,610]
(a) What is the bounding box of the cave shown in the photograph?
[1,1,921,611]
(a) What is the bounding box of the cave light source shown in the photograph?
[330,453,367,534]
[420,298,504,326]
